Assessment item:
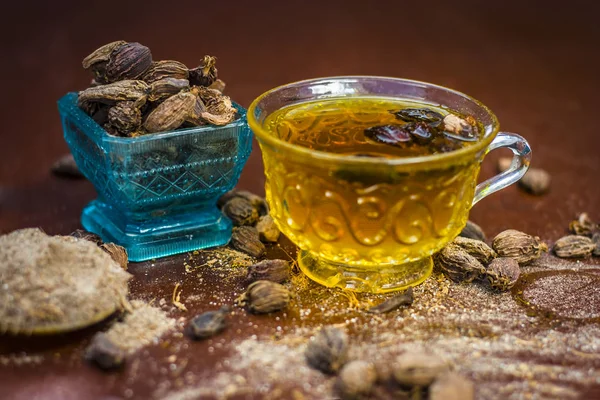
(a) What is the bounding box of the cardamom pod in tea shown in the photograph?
[222,197,259,226]
[569,212,597,237]
[459,220,486,242]
[305,326,349,374]
[246,259,290,284]
[142,60,189,83]
[452,236,497,265]
[85,332,126,370]
[78,80,150,106]
[143,92,197,133]
[256,215,280,243]
[188,55,218,87]
[108,101,142,135]
[553,235,595,258]
[392,351,449,387]
[484,257,520,291]
[492,229,547,265]
[186,306,229,340]
[434,243,486,283]
[236,280,290,314]
[230,226,266,258]
[429,372,475,400]
[148,78,190,102]
[336,360,377,400]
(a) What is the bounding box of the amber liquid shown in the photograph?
[261,97,482,292]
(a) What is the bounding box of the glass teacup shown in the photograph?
[248,77,530,293]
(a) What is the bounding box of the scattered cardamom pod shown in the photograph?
[236,280,290,314]
[103,42,153,83]
[305,326,349,374]
[189,55,218,87]
[452,236,497,265]
[518,168,551,195]
[217,190,268,215]
[569,213,597,237]
[459,220,486,242]
[492,229,547,265]
[85,332,126,370]
[247,259,290,284]
[208,79,226,93]
[429,372,475,400]
[100,243,128,270]
[186,306,229,340]
[142,60,189,83]
[336,360,377,400]
[230,226,266,258]
[592,233,600,257]
[484,257,520,291]
[553,235,595,258]
[149,78,190,102]
[108,101,142,135]
[78,80,150,106]
[51,154,84,179]
[367,287,413,314]
[434,243,486,283]
[143,92,197,133]
[70,229,103,245]
[392,351,449,387]
[496,157,512,173]
[222,197,259,226]
[256,215,280,243]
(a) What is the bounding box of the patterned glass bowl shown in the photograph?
[58,93,253,262]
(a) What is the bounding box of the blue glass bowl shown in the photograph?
[58,93,253,261]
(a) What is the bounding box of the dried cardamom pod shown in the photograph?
[186,306,229,340]
[429,372,475,400]
[553,235,595,258]
[305,326,349,374]
[336,360,377,400]
[208,79,226,93]
[392,351,449,387]
[434,243,486,283]
[104,42,152,82]
[100,243,128,270]
[148,78,190,102]
[518,168,551,195]
[256,215,280,243]
[367,287,413,314]
[191,86,237,126]
[458,220,486,242]
[142,60,189,83]
[143,92,197,133]
[230,226,266,258]
[592,233,600,257]
[247,259,290,284]
[497,157,512,173]
[217,190,268,215]
[82,40,127,81]
[236,280,290,314]
[108,101,142,135]
[85,332,126,370]
[78,80,150,106]
[484,257,520,291]
[51,154,84,179]
[492,229,547,265]
[222,197,259,226]
[569,213,597,237]
[189,55,218,87]
[443,114,474,140]
[70,229,103,245]
[452,236,497,265]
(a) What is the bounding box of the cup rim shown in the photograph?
[247,76,500,166]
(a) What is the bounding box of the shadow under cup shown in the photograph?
[248,77,530,293]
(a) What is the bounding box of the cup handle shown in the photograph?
[472,132,532,205]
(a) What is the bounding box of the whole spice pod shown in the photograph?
[305,326,349,374]
[51,154,84,179]
[191,86,237,126]
[336,360,377,400]
[108,101,142,135]
[429,372,475,400]
[230,226,266,258]
[236,280,290,314]
[143,92,197,133]
[222,197,259,226]
[459,220,486,242]
[82,40,127,82]
[85,333,126,370]
[189,55,218,87]
[100,243,129,270]
[256,215,280,243]
[518,168,551,195]
[569,213,597,237]
[142,60,189,84]
[78,80,150,106]
[434,243,486,283]
[104,42,153,83]
[247,259,290,284]
[492,229,547,265]
[553,235,595,258]
[217,190,268,215]
[70,229,103,245]
[484,257,520,291]
[186,306,229,340]
[367,287,413,314]
[452,236,497,265]
[392,351,449,387]
[148,78,190,103]
[592,233,600,257]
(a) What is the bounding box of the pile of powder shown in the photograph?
[0,228,131,335]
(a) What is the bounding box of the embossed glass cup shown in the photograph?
[248,77,531,293]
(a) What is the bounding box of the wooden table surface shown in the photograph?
[1,0,599,399]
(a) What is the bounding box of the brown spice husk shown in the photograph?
[222,197,259,226]
[51,154,84,179]
[458,220,486,242]
[434,243,486,283]
[256,215,280,243]
[100,242,128,270]
[484,257,520,291]
[553,235,595,258]
[236,280,290,314]
[246,259,291,284]
[230,226,266,258]
[452,236,497,265]
[492,229,547,265]
[569,213,597,237]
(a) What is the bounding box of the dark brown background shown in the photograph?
[0,0,599,399]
